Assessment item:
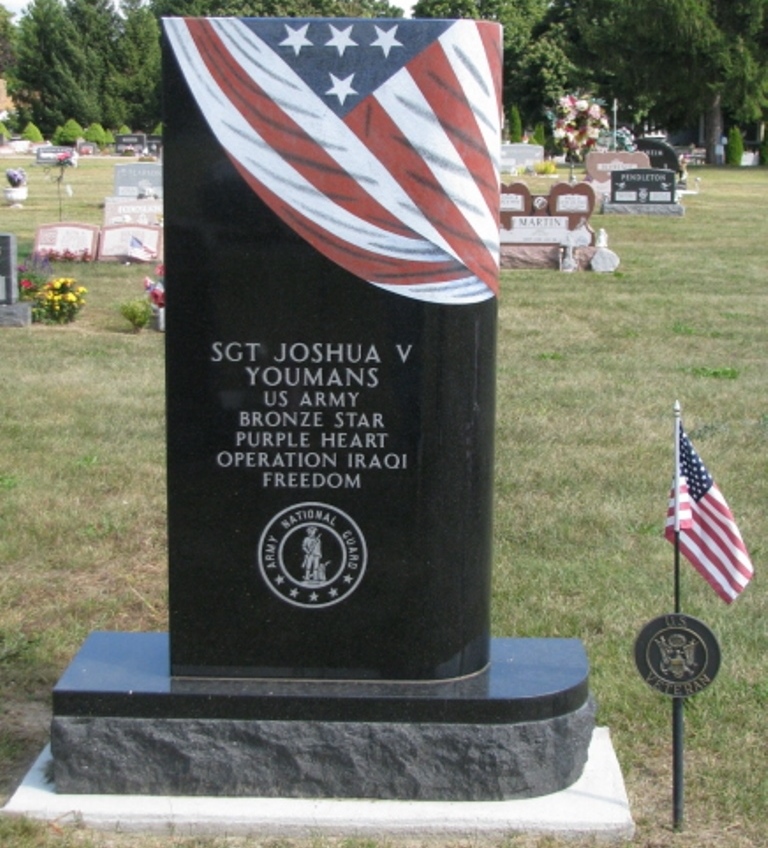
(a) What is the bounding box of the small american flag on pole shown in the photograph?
[164,17,502,305]
[665,422,754,603]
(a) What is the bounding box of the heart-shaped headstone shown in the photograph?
[548,182,597,229]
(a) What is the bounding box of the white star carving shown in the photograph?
[326,25,357,56]
[326,73,358,105]
[280,23,313,55]
[371,25,402,58]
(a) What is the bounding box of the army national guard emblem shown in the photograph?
[634,614,720,698]
[257,502,367,608]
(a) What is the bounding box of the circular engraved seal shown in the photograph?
[257,502,367,609]
[634,614,720,698]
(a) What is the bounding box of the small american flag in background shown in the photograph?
[129,235,157,261]
[164,17,502,304]
[665,425,753,603]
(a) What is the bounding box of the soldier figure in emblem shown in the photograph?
[301,525,325,583]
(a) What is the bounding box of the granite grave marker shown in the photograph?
[0,232,30,326]
[113,162,163,198]
[611,168,677,204]
[49,16,595,801]
[636,137,681,175]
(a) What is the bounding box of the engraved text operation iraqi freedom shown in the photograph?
[211,341,414,488]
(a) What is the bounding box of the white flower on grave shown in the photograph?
[575,99,588,112]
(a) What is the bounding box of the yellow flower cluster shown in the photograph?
[33,277,88,324]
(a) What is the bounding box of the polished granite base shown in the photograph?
[51,633,595,800]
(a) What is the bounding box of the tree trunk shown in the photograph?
[705,93,724,164]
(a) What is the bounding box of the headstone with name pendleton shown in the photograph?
[113,162,163,198]
[0,233,31,327]
[50,17,595,801]
[604,168,684,216]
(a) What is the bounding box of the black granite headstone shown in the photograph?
[48,19,598,799]
[163,17,502,681]
[610,168,677,204]
[636,137,681,175]
[0,233,17,304]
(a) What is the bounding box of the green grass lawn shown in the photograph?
[0,156,767,847]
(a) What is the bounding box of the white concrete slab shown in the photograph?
[3,727,634,841]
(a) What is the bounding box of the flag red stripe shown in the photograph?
[405,39,499,220]
[676,537,740,603]
[229,158,471,286]
[477,23,503,120]
[694,501,753,578]
[186,20,411,238]
[345,96,499,293]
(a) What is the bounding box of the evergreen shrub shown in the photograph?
[508,105,522,143]
[21,122,44,142]
[726,126,744,166]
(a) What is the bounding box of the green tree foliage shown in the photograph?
[20,120,44,141]
[83,121,107,146]
[112,0,161,131]
[151,0,403,16]
[14,0,98,135]
[0,5,16,75]
[55,116,84,144]
[727,125,745,165]
[412,0,556,123]
[546,0,768,162]
[508,103,522,141]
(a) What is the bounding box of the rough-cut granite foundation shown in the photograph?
[51,633,595,800]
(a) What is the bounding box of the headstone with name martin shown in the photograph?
[49,16,595,801]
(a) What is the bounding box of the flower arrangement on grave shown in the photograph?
[6,167,27,188]
[48,150,77,220]
[144,264,165,308]
[18,254,53,302]
[551,94,610,179]
[144,264,165,330]
[30,276,87,324]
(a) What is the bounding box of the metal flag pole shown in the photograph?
[673,400,682,614]
[672,399,684,830]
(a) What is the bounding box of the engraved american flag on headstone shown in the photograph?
[164,17,502,304]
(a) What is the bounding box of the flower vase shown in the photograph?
[4,186,28,205]
[153,306,165,332]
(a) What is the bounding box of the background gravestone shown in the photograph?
[0,232,30,326]
[604,168,684,216]
[636,137,681,175]
[113,163,163,198]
